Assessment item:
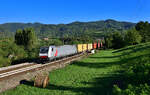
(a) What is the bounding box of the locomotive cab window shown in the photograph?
[52,48,54,51]
[40,47,49,53]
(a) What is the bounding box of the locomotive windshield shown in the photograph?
[40,47,49,53]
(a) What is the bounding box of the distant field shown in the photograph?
[2,42,150,95]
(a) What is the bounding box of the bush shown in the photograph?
[0,38,28,67]
[0,56,11,67]
[113,84,150,95]
[113,43,150,95]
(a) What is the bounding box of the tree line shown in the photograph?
[104,21,150,49]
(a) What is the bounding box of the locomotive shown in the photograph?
[39,42,103,61]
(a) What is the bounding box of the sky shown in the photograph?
[0,0,149,24]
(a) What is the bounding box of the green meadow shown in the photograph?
[2,42,150,95]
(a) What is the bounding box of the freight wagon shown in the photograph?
[100,42,103,48]
[82,44,87,52]
[93,43,97,49]
[77,44,83,53]
[97,41,100,48]
[87,44,92,51]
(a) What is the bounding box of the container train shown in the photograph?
[39,42,103,61]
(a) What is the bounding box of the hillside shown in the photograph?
[1,42,150,95]
[2,42,150,95]
[0,19,135,38]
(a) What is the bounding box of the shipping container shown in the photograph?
[87,44,92,51]
[93,43,97,49]
[82,44,87,52]
[100,42,103,48]
[77,44,83,53]
[97,41,100,48]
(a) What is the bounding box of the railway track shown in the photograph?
[0,63,36,74]
[0,53,86,93]
[0,53,85,80]
[0,64,42,79]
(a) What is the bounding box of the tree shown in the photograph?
[135,21,150,42]
[15,28,37,50]
[135,21,145,31]
[124,28,142,45]
[104,33,113,48]
[112,32,125,49]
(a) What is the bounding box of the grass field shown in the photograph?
[1,50,123,95]
[1,42,150,95]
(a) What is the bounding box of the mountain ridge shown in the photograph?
[0,19,136,38]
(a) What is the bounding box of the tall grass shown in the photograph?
[113,42,150,95]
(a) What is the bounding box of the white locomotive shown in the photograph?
[39,45,77,60]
